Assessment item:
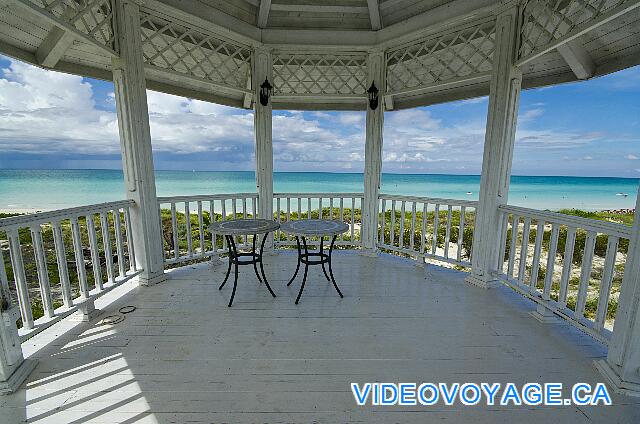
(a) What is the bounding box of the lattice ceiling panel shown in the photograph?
[519,0,630,60]
[272,53,368,96]
[139,10,252,92]
[30,0,115,50]
[386,21,496,94]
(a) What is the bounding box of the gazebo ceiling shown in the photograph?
[0,0,639,110]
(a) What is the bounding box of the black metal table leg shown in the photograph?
[320,237,331,282]
[328,235,343,298]
[259,232,276,298]
[252,234,263,284]
[227,236,240,307]
[287,236,302,286]
[219,236,232,290]
[295,236,310,305]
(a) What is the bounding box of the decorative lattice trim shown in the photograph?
[139,9,252,92]
[272,52,368,96]
[519,0,630,60]
[386,20,497,94]
[31,0,115,50]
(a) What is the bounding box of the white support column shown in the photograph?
[0,251,37,394]
[466,8,522,289]
[595,187,640,396]
[253,48,274,229]
[361,51,385,255]
[112,0,166,286]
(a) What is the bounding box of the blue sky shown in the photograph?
[0,54,638,177]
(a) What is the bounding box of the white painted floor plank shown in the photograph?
[2,251,639,423]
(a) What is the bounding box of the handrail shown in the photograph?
[499,204,632,239]
[157,193,258,203]
[0,200,135,230]
[379,193,479,207]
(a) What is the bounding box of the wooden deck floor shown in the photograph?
[2,251,640,423]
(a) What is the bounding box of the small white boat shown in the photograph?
[616,193,629,197]
[466,192,473,195]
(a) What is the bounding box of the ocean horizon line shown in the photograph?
[1,168,639,181]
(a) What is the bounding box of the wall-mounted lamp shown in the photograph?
[367,81,379,110]
[259,77,273,106]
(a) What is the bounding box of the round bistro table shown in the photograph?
[210,219,280,307]
[279,219,349,304]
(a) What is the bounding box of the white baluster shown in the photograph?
[409,203,417,251]
[379,199,386,246]
[529,220,545,291]
[444,205,453,259]
[86,214,103,290]
[507,214,520,278]
[185,202,193,257]
[71,217,89,298]
[197,201,205,254]
[421,202,428,255]
[113,209,126,277]
[170,203,179,260]
[594,236,619,331]
[457,206,466,262]
[124,207,137,271]
[518,217,531,282]
[398,201,405,249]
[542,223,560,301]
[30,225,54,318]
[432,204,440,255]
[390,200,396,247]
[52,221,73,307]
[576,231,597,319]
[100,212,115,284]
[7,229,33,329]
[559,227,577,307]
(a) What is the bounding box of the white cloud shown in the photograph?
[519,108,544,122]
[626,154,638,160]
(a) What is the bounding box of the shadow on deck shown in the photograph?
[1,251,639,423]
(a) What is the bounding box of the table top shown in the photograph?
[209,219,280,235]
[279,219,350,237]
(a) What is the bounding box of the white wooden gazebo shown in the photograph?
[1,0,640,420]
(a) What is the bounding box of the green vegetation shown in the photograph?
[0,205,634,330]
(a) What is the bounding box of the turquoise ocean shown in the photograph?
[0,169,638,212]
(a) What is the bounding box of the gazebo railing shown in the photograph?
[158,193,259,266]
[378,194,478,267]
[0,200,140,340]
[496,205,633,343]
[273,192,363,248]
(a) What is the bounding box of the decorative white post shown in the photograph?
[0,258,37,393]
[112,0,166,285]
[465,7,522,289]
[361,51,385,256]
[595,187,640,395]
[253,48,274,232]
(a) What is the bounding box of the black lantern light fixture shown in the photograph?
[367,81,379,110]
[259,77,273,106]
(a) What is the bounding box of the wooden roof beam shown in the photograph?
[269,4,369,14]
[36,26,75,68]
[557,38,595,80]
[367,0,382,30]
[257,0,271,28]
